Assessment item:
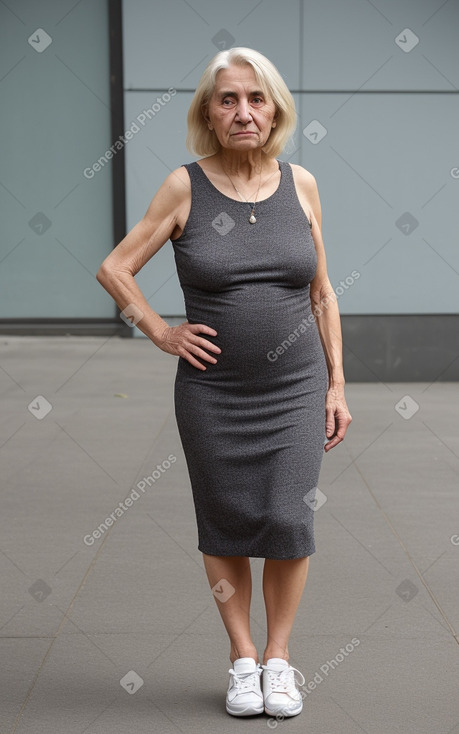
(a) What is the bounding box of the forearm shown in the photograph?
[311,288,345,388]
[97,265,169,345]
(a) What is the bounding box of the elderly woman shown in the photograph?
[97,47,351,719]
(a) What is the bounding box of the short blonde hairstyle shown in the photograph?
[186,47,297,158]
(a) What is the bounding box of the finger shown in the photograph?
[177,339,219,364]
[188,345,218,364]
[184,352,207,371]
[325,406,336,438]
[324,420,349,451]
[187,323,218,337]
[195,337,221,354]
[183,327,221,354]
[179,337,219,361]
[324,435,342,452]
[324,431,344,451]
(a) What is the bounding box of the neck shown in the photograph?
[218,149,266,179]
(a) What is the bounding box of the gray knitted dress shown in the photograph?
[172,160,329,560]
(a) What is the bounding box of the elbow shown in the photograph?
[96,260,114,287]
[96,260,135,293]
[96,266,107,287]
[310,287,321,308]
[310,283,336,316]
[310,286,326,310]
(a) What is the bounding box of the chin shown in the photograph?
[229,138,260,148]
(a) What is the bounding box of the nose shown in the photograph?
[235,98,252,125]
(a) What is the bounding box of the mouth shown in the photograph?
[232,131,257,136]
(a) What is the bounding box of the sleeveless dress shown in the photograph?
[171,160,329,560]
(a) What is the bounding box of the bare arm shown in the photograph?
[291,165,352,451]
[96,167,221,370]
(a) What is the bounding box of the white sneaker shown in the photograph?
[262,658,305,717]
[226,657,264,716]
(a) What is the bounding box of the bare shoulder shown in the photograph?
[143,165,191,223]
[289,163,322,227]
[155,165,191,203]
[289,163,318,193]
[144,165,192,240]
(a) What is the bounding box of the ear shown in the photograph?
[201,104,212,129]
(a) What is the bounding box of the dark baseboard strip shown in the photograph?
[0,315,457,381]
[341,314,459,382]
[0,320,129,337]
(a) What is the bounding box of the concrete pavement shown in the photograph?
[0,336,458,733]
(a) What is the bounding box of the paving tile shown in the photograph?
[1,338,458,733]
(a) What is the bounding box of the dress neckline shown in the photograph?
[193,160,283,205]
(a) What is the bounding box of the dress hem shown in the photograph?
[198,544,316,561]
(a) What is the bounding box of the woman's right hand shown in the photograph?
[158,322,221,371]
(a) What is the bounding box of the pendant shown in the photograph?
[249,214,257,224]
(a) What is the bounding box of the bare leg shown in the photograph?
[262,557,310,664]
[202,553,258,664]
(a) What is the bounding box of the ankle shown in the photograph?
[230,644,258,664]
[263,649,289,665]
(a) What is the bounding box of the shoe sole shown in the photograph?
[226,704,264,717]
[264,703,303,718]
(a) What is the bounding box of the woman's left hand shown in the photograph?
[324,385,352,452]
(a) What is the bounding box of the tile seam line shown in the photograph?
[9,404,174,733]
[9,529,113,734]
[353,460,459,644]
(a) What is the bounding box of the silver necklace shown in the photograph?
[223,169,262,224]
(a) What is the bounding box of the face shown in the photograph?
[204,64,277,151]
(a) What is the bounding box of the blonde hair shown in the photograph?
[186,47,297,158]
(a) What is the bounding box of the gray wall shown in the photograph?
[0,0,115,320]
[121,0,459,334]
[1,1,457,378]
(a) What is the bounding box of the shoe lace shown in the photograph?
[228,664,262,693]
[262,664,305,694]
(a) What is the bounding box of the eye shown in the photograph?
[222,97,236,106]
[251,97,263,105]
